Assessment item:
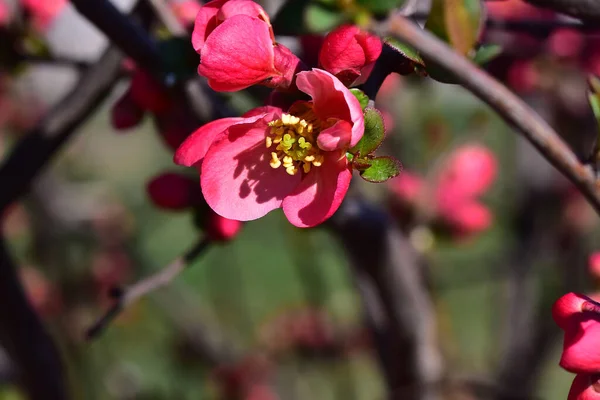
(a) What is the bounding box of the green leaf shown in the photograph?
[589,76,600,131]
[355,0,405,14]
[425,0,482,55]
[351,108,385,156]
[350,88,369,110]
[305,3,346,33]
[359,156,402,183]
[472,44,502,65]
[384,37,425,67]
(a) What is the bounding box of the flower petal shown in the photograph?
[567,374,600,400]
[191,0,226,52]
[296,69,364,147]
[316,119,353,151]
[201,119,301,221]
[282,151,351,227]
[174,117,244,167]
[217,0,271,27]
[198,15,276,92]
[242,106,282,119]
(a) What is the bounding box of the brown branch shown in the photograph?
[523,0,600,23]
[85,238,211,340]
[378,15,600,216]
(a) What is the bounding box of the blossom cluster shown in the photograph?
[174,0,390,228]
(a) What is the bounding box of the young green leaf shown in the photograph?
[350,88,369,110]
[384,37,425,67]
[425,0,482,56]
[351,108,386,156]
[305,3,346,33]
[359,156,402,182]
[472,44,502,65]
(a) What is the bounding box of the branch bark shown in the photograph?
[379,15,600,216]
[330,199,443,400]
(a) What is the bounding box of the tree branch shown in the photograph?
[378,15,600,216]
[0,238,68,400]
[329,199,443,400]
[523,0,600,23]
[86,238,211,340]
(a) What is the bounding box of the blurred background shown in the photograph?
[0,0,599,399]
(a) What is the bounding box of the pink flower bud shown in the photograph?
[171,0,202,27]
[111,90,145,131]
[507,60,539,94]
[590,252,600,280]
[0,1,10,27]
[443,201,492,236]
[389,172,424,205]
[547,28,584,59]
[553,293,600,373]
[568,374,600,400]
[206,212,242,241]
[146,173,200,211]
[130,70,172,113]
[319,24,382,86]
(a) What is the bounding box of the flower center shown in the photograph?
[266,113,325,175]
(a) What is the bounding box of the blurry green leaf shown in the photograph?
[423,61,459,84]
[589,77,600,149]
[384,37,425,67]
[425,0,482,55]
[157,37,198,81]
[351,108,385,156]
[472,44,502,65]
[355,0,405,14]
[272,0,311,35]
[350,88,369,110]
[305,3,346,33]
[359,156,402,182]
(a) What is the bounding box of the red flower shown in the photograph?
[192,0,300,91]
[174,69,363,227]
[146,172,201,211]
[553,292,600,373]
[319,24,382,86]
[568,374,600,400]
[590,253,600,280]
[206,212,242,241]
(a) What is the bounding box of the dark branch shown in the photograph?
[86,238,211,340]
[0,238,68,400]
[0,46,123,214]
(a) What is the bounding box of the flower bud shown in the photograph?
[568,374,600,400]
[590,252,600,280]
[443,201,492,236]
[206,212,242,242]
[130,70,172,113]
[319,24,382,86]
[22,0,66,32]
[146,173,200,211]
[171,0,202,27]
[111,90,145,131]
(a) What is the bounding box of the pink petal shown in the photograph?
[242,106,282,119]
[316,119,353,151]
[567,374,600,400]
[174,117,244,167]
[282,151,351,227]
[198,15,276,92]
[201,120,301,221]
[191,0,226,52]
[296,69,364,147]
[319,25,366,76]
[217,0,271,27]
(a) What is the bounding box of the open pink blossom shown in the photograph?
[553,292,600,373]
[319,24,382,86]
[568,374,600,400]
[192,0,300,91]
[174,69,363,227]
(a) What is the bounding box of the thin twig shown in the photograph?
[85,237,211,340]
[378,15,600,216]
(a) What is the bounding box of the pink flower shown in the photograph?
[192,0,300,92]
[171,0,202,27]
[174,69,363,227]
[568,374,600,400]
[146,172,201,211]
[389,172,424,205]
[553,292,600,373]
[319,24,382,86]
[590,252,600,280]
[206,212,242,241]
[435,144,497,235]
[547,28,584,59]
